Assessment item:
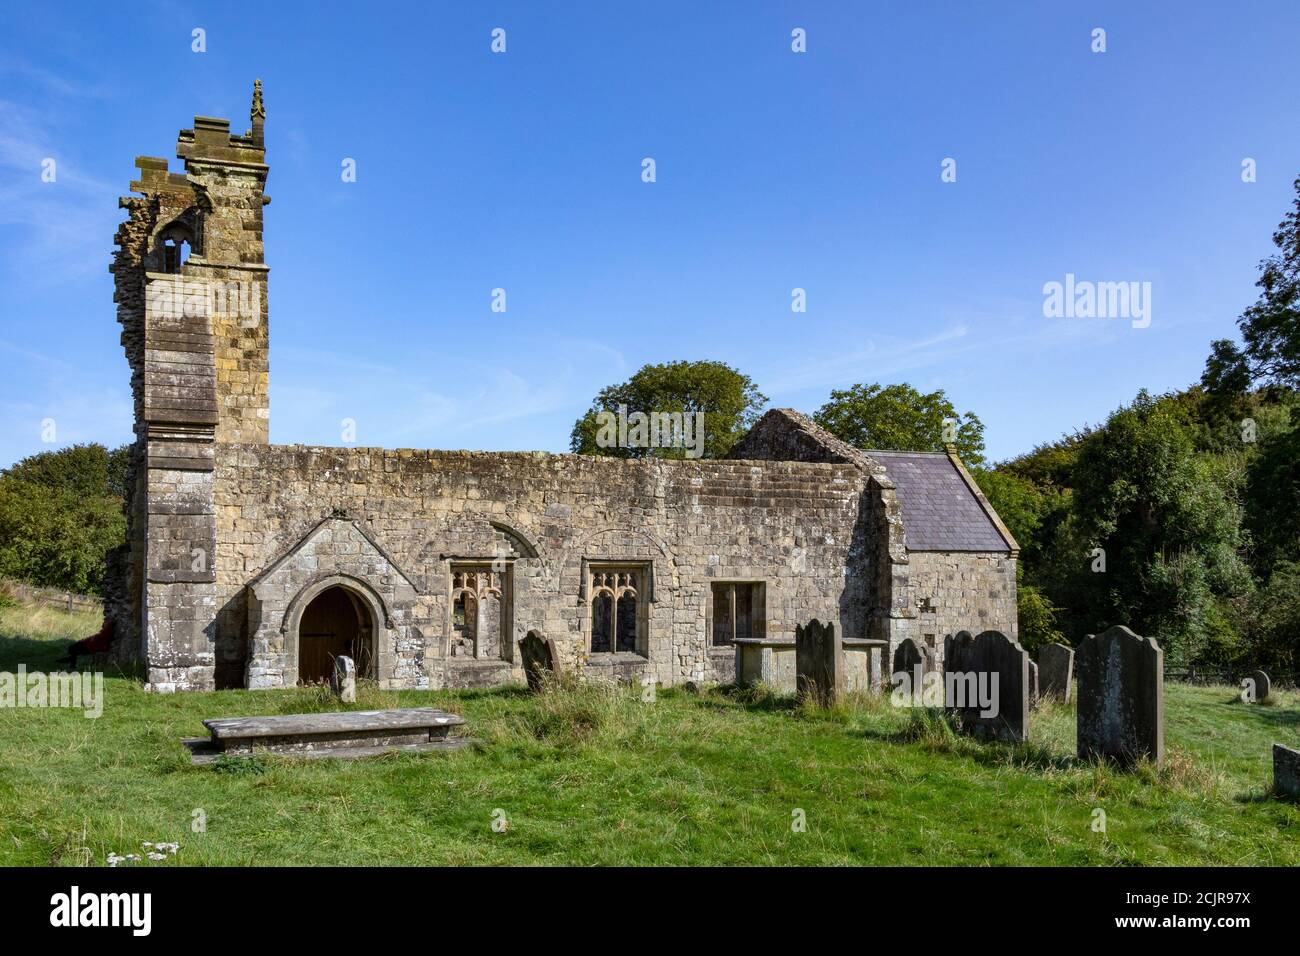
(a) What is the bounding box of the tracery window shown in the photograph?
[589,565,645,654]
[450,565,510,660]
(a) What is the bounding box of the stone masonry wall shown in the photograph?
[906,550,1017,666]
[211,445,872,690]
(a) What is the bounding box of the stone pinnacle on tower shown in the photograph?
[250,78,265,146]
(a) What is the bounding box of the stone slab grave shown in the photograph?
[1243,669,1271,703]
[519,629,562,692]
[842,637,888,693]
[1275,744,1300,800]
[1039,643,1074,703]
[795,618,843,707]
[1076,625,1163,768]
[943,629,1030,743]
[183,707,469,764]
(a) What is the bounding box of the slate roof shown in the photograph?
[866,450,1014,553]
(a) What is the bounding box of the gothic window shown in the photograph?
[711,582,764,646]
[589,565,645,655]
[450,564,510,661]
[157,223,193,274]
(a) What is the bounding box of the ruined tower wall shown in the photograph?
[110,88,270,690]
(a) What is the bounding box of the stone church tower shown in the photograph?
[106,82,271,689]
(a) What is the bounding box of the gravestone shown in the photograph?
[518,629,561,692]
[1027,659,1040,707]
[942,629,1030,743]
[891,637,929,706]
[795,618,843,707]
[331,655,356,703]
[1076,625,1163,768]
[892,637,929,681]
[1274,744,1300,799]
[1244,669,1271,703]
[1039,643,1074,703]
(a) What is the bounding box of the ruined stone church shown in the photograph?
[104,85,1018,693]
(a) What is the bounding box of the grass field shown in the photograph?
[1,601,1297,866]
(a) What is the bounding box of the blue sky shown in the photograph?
[2,1,1299,468]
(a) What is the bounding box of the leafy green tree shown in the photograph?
[1243,412,1300,576]
[570,360,767,459]
[1241,560,1300,673]
[972,467,1069,572]
[1015,575,1064,654]
[1203,173,1300,391]
[0,477,126,594]
[0,443,131,595]
[1065,390,1252,664]
[5,443,129,499]
[812,383,985,464]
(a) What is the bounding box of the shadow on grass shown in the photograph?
[854,707,1081,772]
[0,634,70,671]
[1222,696,1300,729]
[704,683,799,713]
[0,634,145,681]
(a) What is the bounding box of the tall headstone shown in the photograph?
[942,629,1030,743]
[1076,625,1164,768]
[795,618,843,707]
[331,655,356,703]
[518,629,560,692]
[1274,744,1300,799]
[1039,643,1074,703]
[1243,669,1271,703]
[1027,659,1040,707]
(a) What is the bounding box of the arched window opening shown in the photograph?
[450,566,510,661]
[588,566,647,655]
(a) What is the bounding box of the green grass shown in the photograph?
[1,601,1297,866]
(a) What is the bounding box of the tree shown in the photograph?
[0,443,131,595]
[812,382,985,464]
[0,477,126,594]
[570,360,767,460]
[5,443,129,499]
[1065,390,1252,664]
[1203,173,1300,392]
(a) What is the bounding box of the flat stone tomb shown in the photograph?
[184,707,469,764]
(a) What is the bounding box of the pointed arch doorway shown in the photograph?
[297,584,376,684]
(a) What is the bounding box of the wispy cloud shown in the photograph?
[0,94,119,285]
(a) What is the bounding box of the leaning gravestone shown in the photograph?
[942,629,1030,743]
[331,655,356,704]
[795,619,843,707]
[518,629,561,692]
[1243,669,1271,703]
[1076,625,1163,768]
[1039,643,1074,703]
[1274,744,1300,799]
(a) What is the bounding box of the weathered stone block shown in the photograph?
[943,629,1029,743]
[1039,643,1074,702]
[1274,743,1300,799]
[795,618,842,707]
[518,629,560,692]
[1244,669,1271,703]
[1076,625,1163,768]
[332,655,356,703]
